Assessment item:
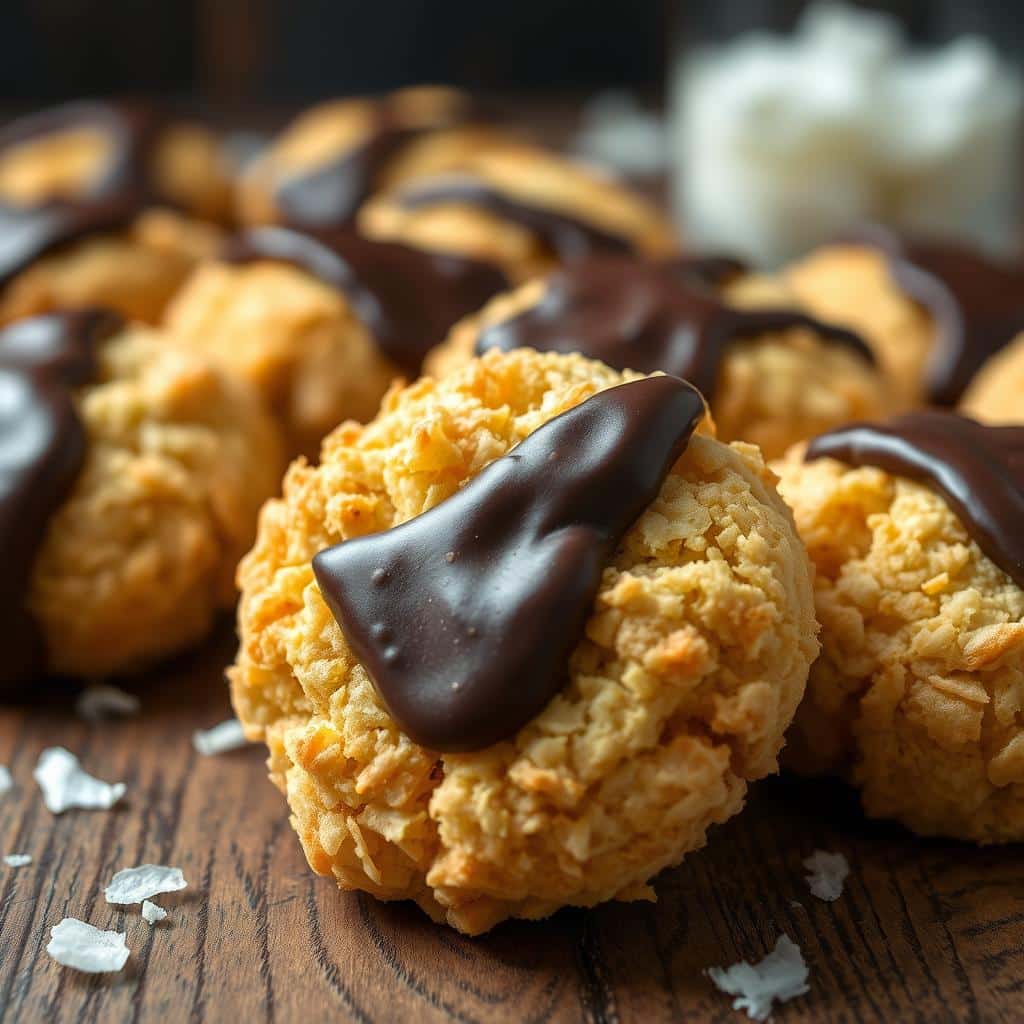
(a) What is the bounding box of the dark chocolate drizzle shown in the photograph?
[475,257,872,400]
[0,310,119,690]
[395,175,636,262]
[221,226,507,375]
[275,97,478,228]
[313,375,705,751]
[851,225,1024,405]
[0,102,164,290]
[806,412,1024,588]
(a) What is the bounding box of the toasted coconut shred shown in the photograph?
[104,864,187,905]
[34,748,126,813]
[804,850,850,902]
[47,918,130,973]
[192,718,248,756]
[707,935,810,1021]
[142,900,168,925]
[75,685,141,722]
[4,854,31,868]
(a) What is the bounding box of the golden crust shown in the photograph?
[426,276,895,460]
[30,322,283,678]
[774,447,1024,842]
[231,348,818,933]
[164,260,400,457]
[782,245,933,408]
[961,332,1024,424]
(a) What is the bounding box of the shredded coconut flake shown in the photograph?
[46,918,129,973]
[707,935,810,1021]
[192,718,248,756]
[141,900,167,925]
[34,747,126,813]
[804,849,850,902]
[4,854,31,868]
[0,765,11,794]
[75,685,141,722]
[105,864,187,905]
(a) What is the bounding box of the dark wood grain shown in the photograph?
[0,622,1021,1023]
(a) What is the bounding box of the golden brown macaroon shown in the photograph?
[0,103,226,326]
[230,347,818,934]
[961,332,1024,424]
[22,317,282,680]
[775,438,1024,842]
[427,263,895,461]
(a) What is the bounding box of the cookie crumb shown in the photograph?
[803,850,850,901]
[141,900,168,925]
[193,718,248,756]
[105,864,187,905]
[3,854,30,868]
[75,685,141,722]
[707,934,810,1021]
[46,918,130,974]
[34,748,126,814]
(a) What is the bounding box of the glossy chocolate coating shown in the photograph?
[313,375,705,751]
[395,175,635,262]
[221,225,507,375]
[852,225,1024,405]
[475,257,872,399]
[0,310,119,689]
[806,412,1024,588]
[0,102,162,289]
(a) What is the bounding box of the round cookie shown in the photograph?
[230,347,818,934]
[0,102,226,326]
[427,256,894,460]
[784,229,1024,408]
[775,414,1024,842]
[165,226,508,457]
[0,310,282,687]
[961,332,1024,424]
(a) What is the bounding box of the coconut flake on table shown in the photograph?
[46,918,130,973]
[4,854,31,868]
[804,849,850,901]
[141,900,168,925]
[104,864,187,905]
[707,934,810,1021]
[34,747,126,814]
[75,684,141,722]
[0,765,11,794]
[192,718,248,756]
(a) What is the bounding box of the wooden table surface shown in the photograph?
[0,622,1020,1023]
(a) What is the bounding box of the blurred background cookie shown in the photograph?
[0,102,231,326]
[0,309,282,690]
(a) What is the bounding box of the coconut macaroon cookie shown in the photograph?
[775,414,1024,842]
[0,310,282,690]
[165,225,508,457]
[0,101,227,326]
[230,348,818,934]
[783,226,1024,408]
[961,332,1024,424]
[428,256,893,460]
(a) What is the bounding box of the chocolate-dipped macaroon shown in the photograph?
[784,226,1024,408]
[230,347,818,934]
[775,413,1024,841]
[165,225,508,456]
[427,255,895,459]
[0,310,280,690]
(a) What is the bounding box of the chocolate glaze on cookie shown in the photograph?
[313,375,705,751]
[475,257,872,399]
[275,97,480,228]
[0,102,163,289]
[806,412,1024,588]
[395,175,636,262]
[851,225,1024,405]
[0,310,120,689]
[222,225,507,375]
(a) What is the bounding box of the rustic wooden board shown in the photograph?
[0,622,1021,1023]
